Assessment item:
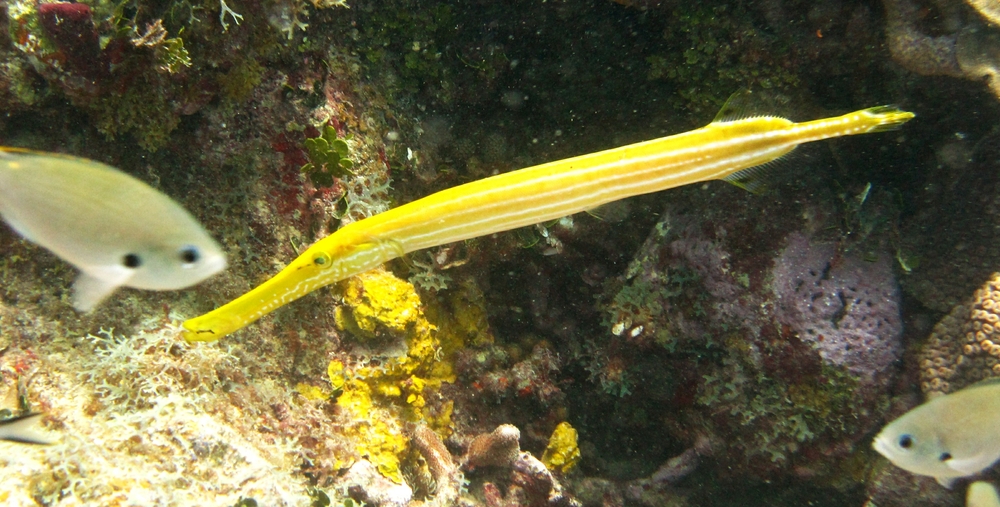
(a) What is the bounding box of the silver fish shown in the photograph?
[873,379,1000,488]
[0,148,226,310]
[0,412,54,445]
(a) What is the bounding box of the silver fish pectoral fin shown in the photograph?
[936,476,957,489]
[72,267,133,312]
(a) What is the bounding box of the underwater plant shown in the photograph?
[301,125,356,188]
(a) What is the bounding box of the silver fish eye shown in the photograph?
[123,253,142,268]
[178,246,200,266]
[898,434,914,449]
[939,452,952,462]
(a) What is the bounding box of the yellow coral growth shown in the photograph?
[541,421,581,474]
[336,378,409,483]
[294,383,330,401]
[328,360,347,391]
[329,270,493,482]
[425,277,496,348]
[335,270,426,338]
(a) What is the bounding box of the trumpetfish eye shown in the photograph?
[313,252,331,267]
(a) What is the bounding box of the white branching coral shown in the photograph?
[0,315,314,505]
[80,324,235,410]
[219,0,244,31]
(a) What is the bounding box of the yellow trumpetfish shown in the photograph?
[183,101,914,342]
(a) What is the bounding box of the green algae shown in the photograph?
[645,3,799,114]
[302,125,356,188]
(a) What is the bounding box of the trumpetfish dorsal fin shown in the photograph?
[711,88,792,124]
[713,90,791,194]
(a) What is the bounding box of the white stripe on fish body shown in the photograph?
[0,148,226,311]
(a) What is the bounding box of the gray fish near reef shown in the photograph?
[873,378,1000,488]
[0,412,54,445]
[0,148,226,311]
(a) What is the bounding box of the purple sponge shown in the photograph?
[771,233,902,388]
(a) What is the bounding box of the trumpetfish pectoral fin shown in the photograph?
[722,165,774,194]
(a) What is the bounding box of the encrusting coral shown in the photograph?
[540,422,580,474]
[0,313,316,505]
[329,269,465,484]
[918,272,1000,396]
[771,232,903,393]
[593,189,903,481]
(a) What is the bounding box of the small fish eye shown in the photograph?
[898,435,914,449]
[939,452,952,462]
[313,253,330,266]
[123,253,142,268]
[178,246,200,265]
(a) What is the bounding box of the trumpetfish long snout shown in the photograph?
[183,97,914,342]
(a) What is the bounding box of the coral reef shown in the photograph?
[407,424,469,507]
[0,0,953,504]
[883,0,1000,100]
[0,314,317,505]
[464,424,522,470]
[336,459,414,507]
[864,459,963,507]
[330,269,468,483]
[900,130,1000,313]
[595,187,902,481]
[620,439,709,506]
[918,272,1000,396]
